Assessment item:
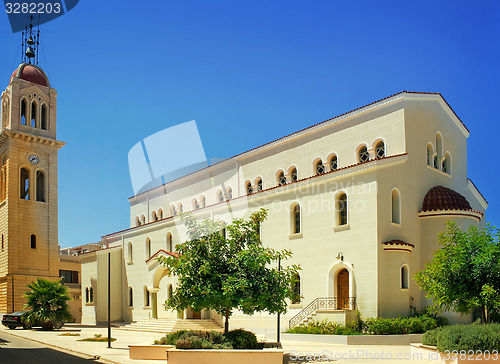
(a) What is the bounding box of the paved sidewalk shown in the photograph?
[1,323,435,363]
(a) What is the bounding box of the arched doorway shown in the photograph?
[337,268,349,309]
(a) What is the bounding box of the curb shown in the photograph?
[1,329,122,364]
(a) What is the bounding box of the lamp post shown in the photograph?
[107,251,111,348]
[277,255,281,343]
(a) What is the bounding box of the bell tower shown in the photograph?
[0,23,64,313]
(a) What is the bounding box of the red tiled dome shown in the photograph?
[9,63,50,87]
[422,185,472,212]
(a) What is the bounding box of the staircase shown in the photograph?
[288,297,356,328]
[115,318,223,334]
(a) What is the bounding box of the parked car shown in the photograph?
[1,312,63,330]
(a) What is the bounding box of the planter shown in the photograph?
[128,344,174,360]
[166,348,284,364]
[282,333,423,345]
[410,344,499,364]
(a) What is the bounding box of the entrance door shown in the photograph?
[192,310,201,319]
[337,268,349,309]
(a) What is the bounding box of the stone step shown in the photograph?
[116,318,223,334]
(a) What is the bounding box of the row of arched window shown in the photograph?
[133,141,387,226]
[20,167,46,202]
[127,232,174,263]
[128,284,174,308]
[20,96,49,130]
[426,132,451,174]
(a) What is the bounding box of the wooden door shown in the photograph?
[192,310,201,319]
[337,269,349,309]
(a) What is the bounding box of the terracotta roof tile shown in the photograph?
[422,185,472,212]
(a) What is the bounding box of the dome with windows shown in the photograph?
[9,63,50,87]
[421,185,472,212]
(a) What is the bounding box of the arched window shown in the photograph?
[128,242,133,263]
[291,273,301,304]
[41,104,48,130]
[177,203,183,214]
[20,99,27,125]
[152,211,158,221]
[193,198,199,210]
[144,286,150,307]
[129,287,133,307]
[336,193,348,226]
[256,178,263,191]
[442,153,451,174]
[135,217,140,226]
[20,167,30,200]
[245,181,253,195]
[426,143,434,166]
[141,215,146,225]
[146,238,151,259]
[170,205,177,216]
[36,171,45,202]
[85,287,89,303]
[89,287,94,303]
[166,232,173,252]
[200,195,206,208]
[277,171,286,186]
[391,188,401,224]
[167,284,173,300]
[31,101,37,127]
[375,141,385,159]
[226,187,233,200]
[401,265,409,289]
[329,154,338,171]
[291,203,301,234]
[290,167,298,182]
[158,209,163,219]
[358,146,369,163]
[315,160,325,175]
[217,190,224,202]
[30,234,36,249]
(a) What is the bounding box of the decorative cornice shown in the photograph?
[382,239,414,253]
[1,129,65,149]
[418,209,483,222]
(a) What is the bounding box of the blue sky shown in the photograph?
[1,1,499,247]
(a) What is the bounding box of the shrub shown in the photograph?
[172,330,235,349]
[435,324,500,352]
[422,327,445,346]
[364,315,440,335]
[153,330,188,345]
[224,329,259,349]
[286,320,362,335]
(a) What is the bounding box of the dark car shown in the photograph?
[1,312,63,330]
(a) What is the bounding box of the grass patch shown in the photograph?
[59,333,80,336]
[78,337,116,342]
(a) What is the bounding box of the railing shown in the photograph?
[288,297,356,329]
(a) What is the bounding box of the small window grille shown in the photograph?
[330,156,338,171]
[316,161,325,175]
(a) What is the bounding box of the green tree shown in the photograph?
[157,208,300,333]
[23,278,72,330]
[415,222,500,323]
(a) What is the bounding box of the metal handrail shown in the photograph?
[288,297,356,328]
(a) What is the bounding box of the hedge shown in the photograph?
[423,324,500,352]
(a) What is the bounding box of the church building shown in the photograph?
[0,33,64,314]
[81,91,487,329]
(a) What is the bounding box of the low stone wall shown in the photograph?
[128,344,173,360]
[166,348,284,364]
[282,333,423,345]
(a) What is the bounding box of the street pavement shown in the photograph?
[0,323,435,363]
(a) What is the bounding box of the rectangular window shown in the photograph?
[60,270,79,284]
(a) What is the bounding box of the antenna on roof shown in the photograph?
[21,16,40,66]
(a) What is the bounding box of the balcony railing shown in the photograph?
[288,297,356,329]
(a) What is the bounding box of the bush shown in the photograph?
[154,330,188,345]
[435,324,500,352]
[224,329,259,349]
[364,315,440,335]
[422,327,445,346]
[286,320,362,335]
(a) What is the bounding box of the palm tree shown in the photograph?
[23,278,72,330]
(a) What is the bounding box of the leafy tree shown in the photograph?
[415,222,500,323]
[23,278,72,330]
[157,208,300,333]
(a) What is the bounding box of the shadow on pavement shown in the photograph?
[0,347,100,363]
